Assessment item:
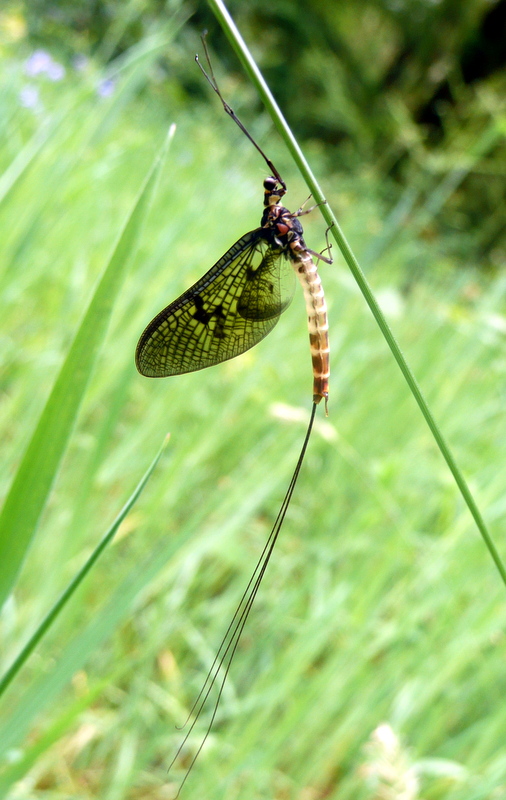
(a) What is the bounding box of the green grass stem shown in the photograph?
[208,0,505,586]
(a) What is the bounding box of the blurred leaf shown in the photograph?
[0,125,174,610]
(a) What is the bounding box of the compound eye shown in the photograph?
[263,176,277,191]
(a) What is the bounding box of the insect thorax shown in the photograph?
[261,199,307,259]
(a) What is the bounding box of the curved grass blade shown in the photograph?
[208,0,504,586]
[0,126,175,611]
[0,435,168,697]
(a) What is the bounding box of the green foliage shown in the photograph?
[0,102,171,610]
[1,14,506,800]
[4,0,505,264]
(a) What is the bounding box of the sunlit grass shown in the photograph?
[1,32,506,800]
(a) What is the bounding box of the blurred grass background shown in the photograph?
[1,0,506,798]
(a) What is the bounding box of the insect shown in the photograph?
[136,36,332,793]
[135,46,331,412]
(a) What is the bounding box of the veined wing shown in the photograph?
[135,229,295,377]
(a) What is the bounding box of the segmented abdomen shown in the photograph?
[291,248,330,410]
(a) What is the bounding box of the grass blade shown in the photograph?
[0,125,175,610]
[207,0,505,587]
[0,434,168,697]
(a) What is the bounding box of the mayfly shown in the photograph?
[135,36,332,791]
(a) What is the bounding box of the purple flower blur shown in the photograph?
[47,61,65,81]
[25,50,52,76]
[97,78,116,98]
[25,49,65,81]
[19,85,41,110]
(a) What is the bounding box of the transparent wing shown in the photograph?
[135,229,295,377]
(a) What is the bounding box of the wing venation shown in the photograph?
[135,229,295,377]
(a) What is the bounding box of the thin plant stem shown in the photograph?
[206,0,505,587]
[0,437,168,697]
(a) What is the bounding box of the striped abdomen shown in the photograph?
[291,245,330,411]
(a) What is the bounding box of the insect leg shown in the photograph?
[294,198,329,218]
[305,223,334,265]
